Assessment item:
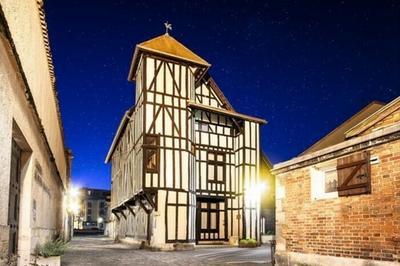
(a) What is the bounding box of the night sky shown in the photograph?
[45,0,399,189]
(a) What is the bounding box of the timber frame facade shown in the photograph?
[105,33,266,248]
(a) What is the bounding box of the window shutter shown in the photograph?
[337,151,371,196]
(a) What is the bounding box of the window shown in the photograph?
[324,169,337,193]
[144,134,160,173]
[195,121,209,132]
[310,163,338,200]
[207,151,225,183]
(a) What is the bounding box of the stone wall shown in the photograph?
[0,1,68,264]
[275,139,400,265]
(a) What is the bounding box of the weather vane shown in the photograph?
[164,21,172,35]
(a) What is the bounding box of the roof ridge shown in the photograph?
[300,101,385,156]
[345,96,400,138]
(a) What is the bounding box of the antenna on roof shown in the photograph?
[164,21,172,35]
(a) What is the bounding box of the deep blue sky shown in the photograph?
[45,0,399,189]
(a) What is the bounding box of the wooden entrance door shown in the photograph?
[196,198,226,242]
[8,140,21,255]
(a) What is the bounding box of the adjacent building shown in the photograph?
[273,97,400,265]
[105,33,267,249]
[0,0,71,264]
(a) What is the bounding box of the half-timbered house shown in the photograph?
[105,32,267,249]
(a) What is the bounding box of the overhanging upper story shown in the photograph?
[105,33,267,214]
[105,33,266,164]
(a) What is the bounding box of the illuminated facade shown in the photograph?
[106,33,266,248]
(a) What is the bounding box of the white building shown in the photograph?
[0,0,71,264]
[105,33,267,249]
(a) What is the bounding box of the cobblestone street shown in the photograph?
[61,236,272,266]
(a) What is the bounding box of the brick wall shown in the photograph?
[276,139,400,262]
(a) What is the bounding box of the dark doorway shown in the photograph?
[8,140,21,255]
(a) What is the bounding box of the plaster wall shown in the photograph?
[0,0,68,185]
[0,18,64,266]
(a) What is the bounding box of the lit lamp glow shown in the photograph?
[245,182,267,205]
[67,185,81,215]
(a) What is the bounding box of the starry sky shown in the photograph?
[45,0,399,189]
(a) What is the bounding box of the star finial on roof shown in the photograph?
[164,21,172,35]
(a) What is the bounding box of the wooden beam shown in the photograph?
[120,210,127,220]
[112,211,120,221]
[125,204,136,217]
[138,197,151,214]
[144,193,156,209]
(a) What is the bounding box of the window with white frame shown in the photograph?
[310,162,338,200]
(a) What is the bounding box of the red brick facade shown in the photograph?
[276,139,400,263]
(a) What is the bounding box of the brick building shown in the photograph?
[273,97,400,265]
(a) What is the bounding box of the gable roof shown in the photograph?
[301,101,385,155]
[345,96,400,138]
[128,34,210,81]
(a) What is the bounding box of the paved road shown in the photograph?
[62,236,272,265]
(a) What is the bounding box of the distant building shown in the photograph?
[105,33,267,249]
[74,188,110,230]
[273,97,400,265]
[0,0,71,265]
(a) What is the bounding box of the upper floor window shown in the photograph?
[207,151,225,183]
[144,134,160,173]
[195,121,209,132]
